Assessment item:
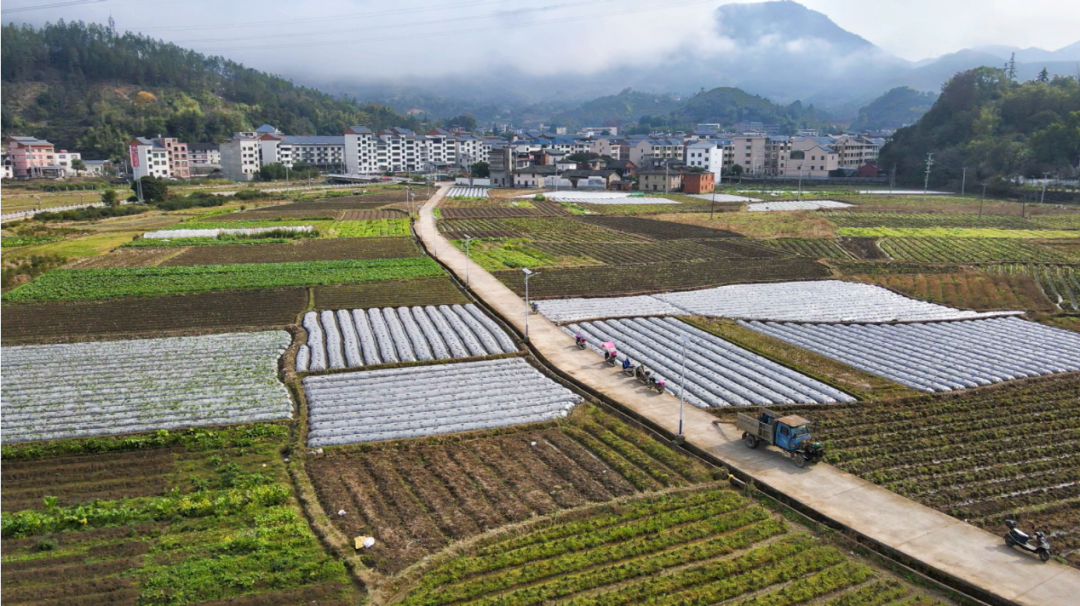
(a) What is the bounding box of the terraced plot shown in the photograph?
[568,317,854,407]
[573,215,742,239]
[761,238,856,259]
[989,264,1080,311]
[879,237,1069,263]
[744,317,1080,393]
[398,485,949,606]
[825,211,1045,229]
[312,276,469,309]
[1,332,292,443]
[306,405,713,575]
[533,240,782,264]
[159,237,422,266]
[440,217,647,242]
[0,425,359,605]
[796,375,1080,566]
[495,257,829,298]
[297,304,517,372]
[848,272,1055,312]
[843,227,1080,239]
[303,358,582,446]
[1,287,308,344]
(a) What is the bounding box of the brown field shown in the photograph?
[306,404,713,574]
[158,237,421,266]
[574,215,743,239]
[66,247,185,268]
[1,287,308,344]
[839,236,890,259]
[494,257,830,298]
[312,276,469,309]
[531,239,785,265]
[338,209,407,221]
[205,208,342,221]
[847,272,1055,312]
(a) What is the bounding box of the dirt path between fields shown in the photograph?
[418,184,1080,606]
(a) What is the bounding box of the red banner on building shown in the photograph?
[130,145,140,168]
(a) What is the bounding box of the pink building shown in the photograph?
[5,136,56,178]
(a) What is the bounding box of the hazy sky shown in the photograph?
[4,0,1079,80]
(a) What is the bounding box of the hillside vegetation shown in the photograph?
[850,86,938,131]
[1,21,419,159]
[880,67,1080,186]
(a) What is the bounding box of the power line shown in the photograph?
[171,0,619,45]
[1,0,105,14]
[195,0,715,53]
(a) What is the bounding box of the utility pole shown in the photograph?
[980,182,987,218]
[890,163,896,194]
[923,153,934,195]
[463,234,473,287]
[961,167,966,196]
[1040,172,1050,205]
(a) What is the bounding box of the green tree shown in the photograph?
[101,188,119,206]
[730,164,745,177]
[445,113,477,130]
[1037,68,1050,82]
[71,158,86,172]
[132,176,168,203]
[470,161,489,178]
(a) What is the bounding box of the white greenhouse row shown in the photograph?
[0,332,293,444]
[743,317,1080,393]
[446,187,490,198]
[297,304,517,372]
[536,280,1022,324]
[567,317,854,408]
[143,225,315,239]
[303,357,582,446]
[746,200,853,212]
[516,191,680,205]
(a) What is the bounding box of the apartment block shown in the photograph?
[5,136,56,178]
[220,134,261,181]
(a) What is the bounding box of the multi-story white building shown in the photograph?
[129,138,171,180]
[684,140,726,181]
[220,133,261,181]
[783,137,840,178]
[188,143,221,167]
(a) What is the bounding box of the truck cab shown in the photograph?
[774,415,812,451]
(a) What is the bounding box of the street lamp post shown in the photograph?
[522,268,540,342]
[797,164,804,200]
[677,335,691,440]
[463,234,473,287]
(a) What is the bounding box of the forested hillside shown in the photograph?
[849,87,938,131]
[881,67,1080,186]
[670,87,832,133]
[1,21,419,159]
[552,88,683,129]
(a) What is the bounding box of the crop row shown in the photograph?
[303,357,582,445]
[305,403,712,573]
[846,272,1056,313]
[1,331,293,443]
[878,237,1070,263]
[1,257,443,301]
[988,264,1080,312]
[824,211,1044,230]
[568,316,853,407]
[297,304,516,372]
[744,316,1080,393]
[573,215,742,240]
[761,238,856,259]
[536,279,1015,324]
[841,227,1080,239]
[440,217,649,242]
[494,257,829,299]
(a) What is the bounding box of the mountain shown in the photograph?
[550,89,683,129]
[849,87,938,131]
[670,87,830,131]
[880,67,1080,187]
[0,21,419,159]
[713,0,879,55]
[972,41,1080,63]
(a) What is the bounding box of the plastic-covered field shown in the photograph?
[0,332,293,443]
[567,317,854,407]
[446,187,489,198]
[303,357,583,445]
[143,226,315,239]
[536,280,1023,324]
[296,304,517,372]
[743,317,1080,393]
[746,200,853,212]
[686,193,761,202]
[517,191,681,205]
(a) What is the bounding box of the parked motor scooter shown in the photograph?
[575,334,587,350]
[1004,520,1051,562]
[623,362,637,377]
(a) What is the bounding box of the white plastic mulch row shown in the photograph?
[743,317,1080,393]
[746,200,853,212]
[686,193,761,203]
[143,226,315,239]
[566,317,854,408]
[535,281,1024,324]
[297,304,517,372]
[447,187,489,198]
[303,357,582,446]
[0,332,293,444]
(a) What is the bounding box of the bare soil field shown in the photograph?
[306,404,713,575]
[1,287,308,344]
[312,276,469,309]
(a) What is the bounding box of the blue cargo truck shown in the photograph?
[735,408,824,468]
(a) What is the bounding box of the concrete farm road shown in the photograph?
[416,184,1080,606]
